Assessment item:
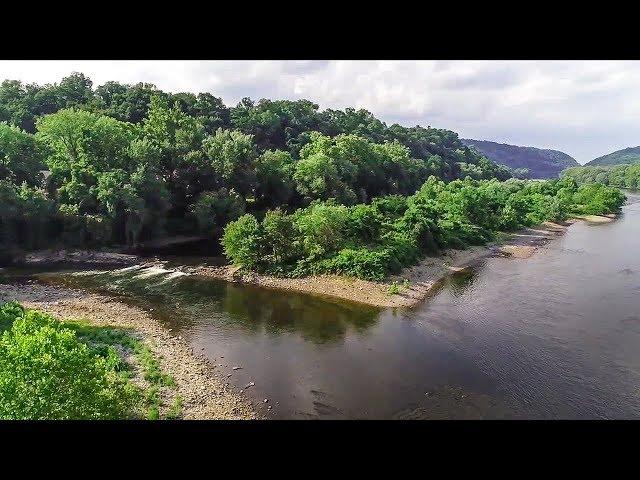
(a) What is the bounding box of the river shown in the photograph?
[4,194,640,419]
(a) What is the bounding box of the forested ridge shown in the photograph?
[461,139,579,179]
[584,146,640,167]
[0,72,626,276]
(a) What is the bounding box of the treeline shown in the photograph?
[563,164,640,190]
[222,177,626,281]
[0,73,520,260]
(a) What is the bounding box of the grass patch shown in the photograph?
[387,281,401,295]
[388,279,410,296]
[166,395,183,420]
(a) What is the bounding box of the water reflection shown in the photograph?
[40,266,381,345]
[221,283,380,343]
[446,267,480,297]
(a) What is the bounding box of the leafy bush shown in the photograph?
[0,302,139,420]
[319,247,392,281]
[221,214,262,269]
[572,183,627,215]
[192,188,245,237]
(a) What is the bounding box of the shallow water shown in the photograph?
[5,194,640,419]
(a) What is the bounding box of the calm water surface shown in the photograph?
[7,195,640,419]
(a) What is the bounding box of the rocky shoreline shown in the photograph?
[0,282,259,420]
[21,248,139,266]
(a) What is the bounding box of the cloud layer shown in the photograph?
[1,60,638,163]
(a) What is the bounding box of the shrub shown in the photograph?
[192,188,245,237]
[222,214,263,269]
[573,183,626,215]
[0,304,140,420]
[261,209,301,272]
[319,247,391,281]
[294,203,349,259]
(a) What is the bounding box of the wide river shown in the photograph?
[6,194,640,419]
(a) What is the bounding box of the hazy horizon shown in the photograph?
[1,60,638,164]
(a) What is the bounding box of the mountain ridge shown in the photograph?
[584,146,640,166]
[460,138,579,178]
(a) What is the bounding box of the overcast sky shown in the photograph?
[1,60,638,164]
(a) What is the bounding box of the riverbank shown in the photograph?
[191,217,609,308]
[0,282,258,420]
[13,215,617,310]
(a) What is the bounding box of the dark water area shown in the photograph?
[4,193,640,419]
[135,237,224,257]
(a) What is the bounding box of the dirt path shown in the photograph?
[0,282,259,420]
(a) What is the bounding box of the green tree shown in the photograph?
[0,122,46,186]
[191,188,245,238]
[202,128,258,197]
[222,214,263,269]
[255,149,295,209]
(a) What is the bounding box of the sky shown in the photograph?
[1,60,638,164]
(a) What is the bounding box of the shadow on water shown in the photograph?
[35,265,381,346]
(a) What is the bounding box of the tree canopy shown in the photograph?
[0,72,623,268]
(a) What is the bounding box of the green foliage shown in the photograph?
[294,151,357,205]
[222,177,625,281]
[0,302,181,420]
[0,303,139,419]
[0,180,56,253]
[0,122,46,186]
[563,164,640,191]
[201,128,257,197]
[255,149,295,208]
[192,188,245,237]
[572,183,627,215]
[221,214,262,269]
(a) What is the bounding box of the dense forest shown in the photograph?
[0,73,626,277]
[563,164,640,189]
[0,73,521,261]
[461,139,578,179]
[584,146,640,167]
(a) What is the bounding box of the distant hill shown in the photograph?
[584,146,640,166]
[461,139,579,178]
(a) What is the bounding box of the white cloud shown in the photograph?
[1,60,639,163]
